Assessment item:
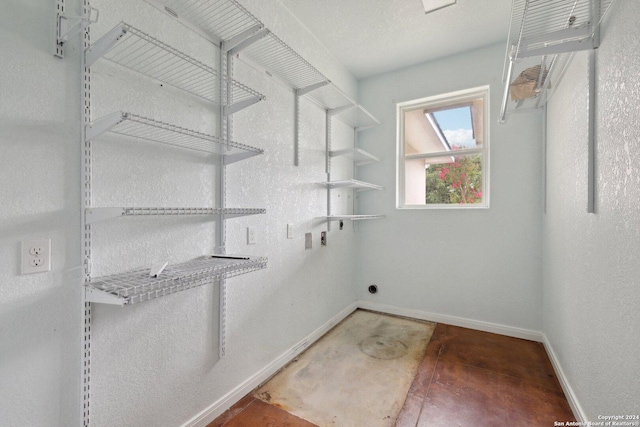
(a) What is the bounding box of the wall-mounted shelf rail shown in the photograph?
[86,22,264,114]
[85,255,268,306]
[85,207,266,224]
[86,111,263,163]
[500,0,615,122]
[321,179,384,192]
[330,148,380,166]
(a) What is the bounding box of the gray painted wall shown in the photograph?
[356,43,544,332]
[543,0,640,419]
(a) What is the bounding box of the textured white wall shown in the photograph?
[0,1,358,426]
[543,0,640,419]
[0,1,82,426]
[356,43,544,331]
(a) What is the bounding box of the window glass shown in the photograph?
[397,86,489,208]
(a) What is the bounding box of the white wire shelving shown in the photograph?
[85,255,268,306]
[86,22,265,115]
[86,111,263,164]
[323,215,385,221]
[320,179,384,192]
[330,148,380,167]
[146,0,380,129]
[500,0,616,122]
[329,103,380,130]
[85,207,266,224]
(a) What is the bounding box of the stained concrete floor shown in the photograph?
[209,311,575,427]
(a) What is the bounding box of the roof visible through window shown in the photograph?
[431,106,477,149]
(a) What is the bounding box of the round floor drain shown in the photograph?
[358,335,408,359]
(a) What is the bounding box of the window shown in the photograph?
[397,86,489,209]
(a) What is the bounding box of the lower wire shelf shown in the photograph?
[85,255,267,306]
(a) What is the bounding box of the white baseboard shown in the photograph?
[182,301,359,427]
[357,300,544,342]
[542,334,586,422]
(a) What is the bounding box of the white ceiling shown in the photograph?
[279,0,512,79]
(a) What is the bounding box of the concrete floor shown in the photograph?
[209,311,575,427]
[253,310,435,427]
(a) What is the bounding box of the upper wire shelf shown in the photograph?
[147,0,381,127]
[147,0,263,44]
[236,31,327,90]
[85,255,268,305]
[500,0,616,122]
[506,0,615,62]
[86,207,266,224]
[86,22,264,114]
[86,111,263,164]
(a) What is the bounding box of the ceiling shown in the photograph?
[278,0,512,79]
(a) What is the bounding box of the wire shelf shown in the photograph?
[152,0,262,42]
[86,22,264,109]
[86,111,263,162]
[320,179,384,192]
[239,31,327,90]
[330,104,380,130]
[507,0,615,61]
[504,52,573,114]
[303,82,353,110]
[330,148,380,166]
[501,0,616,122]
[86,207,266,223]
[324,215,384,221]
[147,0,381,127]
[86,255,267,305]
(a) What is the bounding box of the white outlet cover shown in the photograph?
[21,239,51,274]
[287,223,294,239]
[247,227,256,245]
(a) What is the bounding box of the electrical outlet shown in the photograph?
[305,232,312,249]
[247,227,256,245]
[320,231,327,246]
[22,239,51,274]
[287,223,294,239]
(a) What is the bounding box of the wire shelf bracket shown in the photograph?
[56,5,99,57]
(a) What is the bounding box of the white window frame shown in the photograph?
[396,85,490,209]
